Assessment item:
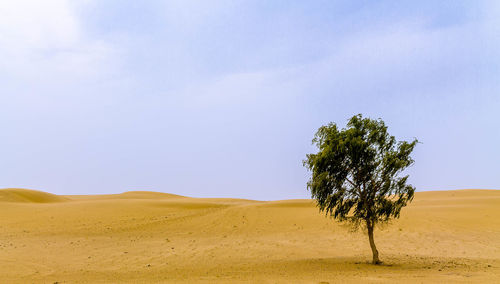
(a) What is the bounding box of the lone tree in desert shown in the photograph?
[304,114,418,264]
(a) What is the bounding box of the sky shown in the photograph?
[0,1,499,200]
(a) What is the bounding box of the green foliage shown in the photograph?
[304,114,418,229]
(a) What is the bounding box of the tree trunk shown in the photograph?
[367,221,381,264]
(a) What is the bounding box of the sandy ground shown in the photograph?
[0,188,499,283]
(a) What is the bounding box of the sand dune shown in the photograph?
[0,188,68,203]
[65,191,187,201]
[0,188,498,283]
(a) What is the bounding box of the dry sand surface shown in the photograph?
[0,188,499,283]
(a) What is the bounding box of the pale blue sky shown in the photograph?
[0,1,499,199]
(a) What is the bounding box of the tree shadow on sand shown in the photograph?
[262,255,498,273]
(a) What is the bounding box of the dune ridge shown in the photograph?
[65,190,187,201]
[0,188,69,203]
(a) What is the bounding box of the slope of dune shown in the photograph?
[65,191,186,201]
[0,188,68,203]
[0,189,498,283]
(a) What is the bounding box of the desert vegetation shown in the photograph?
[304,114,418,264]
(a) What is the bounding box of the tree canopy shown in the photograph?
[303,114,418,264]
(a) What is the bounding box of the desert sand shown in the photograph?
[0,188,499,283]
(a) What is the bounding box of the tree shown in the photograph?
[303,114,418,264]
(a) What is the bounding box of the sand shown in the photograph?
[0,188,498,283]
